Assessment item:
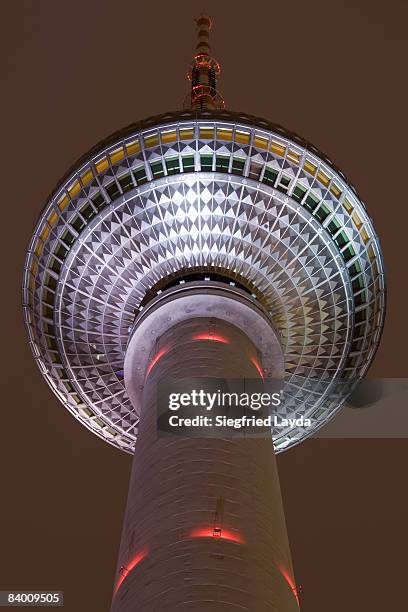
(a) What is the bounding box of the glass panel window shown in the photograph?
[303,159,317,176]
[271,141,285,156]
[217,128,233,141]
[179,128,194,140]
[109,147,125,165]
[42,304,53,319]
[262,167,278,186]
[49,257,62,274]
[215,155,229,172]
[348,261,362,278]
[200,155,213,171]
[95,157,109,174]
[165,157,180,175]
[71,216,85,233]
[92,193,106,210]
[304,193,320,213]
[161,130,177,144]
[106,181,121,200]
[182,155,195,172]
[235,131,250,145]
[287,150,300,164]
[232,157,245,175]
[292,183,307,203]
[144,134,159,148]
[253,135,268,150]
[54,243,69,260]
[80,203,96,220]
[150,160,165,178]
[278,174,291,190]
[134,166,148,185]
[118,173,134,193]
[200,127,214,140]
[248,161,262,180]
[314,203,330,223]
[342,244,356,262]
[335,231,349,249]
[45,274,57,291]
[352,276,365,292]
[126,140,141,156]
[327,218,341,236]
[61,229,75,247]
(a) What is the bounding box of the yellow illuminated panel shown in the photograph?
[217,128,233,141]
[109,147,125,165]
[80,169,93,186]
[368,244,375,261]
[58,195,69,211]
[144,134,159,148]
[343,198,354,213]
[34,240,43,258]
[29,275,35,292]
[304,159,317,175]
[235,131,250,145]
[47,210,58,227]
[271,141,286,156]
[40,225,50,241]
[352,211,363,230]
[361,227,370,244]
[253,135,269,150]
[317,170,330,187]
[30,260,38,276]
[287,150,300,164]
[180,128,194,140]
[330,183,342,199]
[200,127,214,140]
[126,140,141,155]
[161,130,177,143]
[68,180,80,198]
[95,157,109,174]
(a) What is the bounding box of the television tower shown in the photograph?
[23,15,386,611]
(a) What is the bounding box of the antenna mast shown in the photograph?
[185,16,225,111]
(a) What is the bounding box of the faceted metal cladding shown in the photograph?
[22,111,386,453]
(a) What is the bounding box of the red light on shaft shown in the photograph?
[250,355,264,380]
[145,346,170,378]
[192,332,230,344]
[114,547,149,595]
[188,526,245,544]
[278,565,300,607]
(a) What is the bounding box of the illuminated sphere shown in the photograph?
[23,110,386,453]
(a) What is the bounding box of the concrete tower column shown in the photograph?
[111,286,299,611]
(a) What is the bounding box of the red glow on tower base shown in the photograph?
[145,346,170,378]
[114,547,149,595]
[278,564,300,607]
[250,355,265,380]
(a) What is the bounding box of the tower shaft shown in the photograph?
[111,290,299,611]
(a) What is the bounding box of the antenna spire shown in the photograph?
[184,16,225,111]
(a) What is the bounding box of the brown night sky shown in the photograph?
[1,1,407,610]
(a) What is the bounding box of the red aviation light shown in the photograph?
[192,332,230,344]
[278,565,301,608]
[145,345,170,378]
[114,547,149,595]
[188,526,245,544]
